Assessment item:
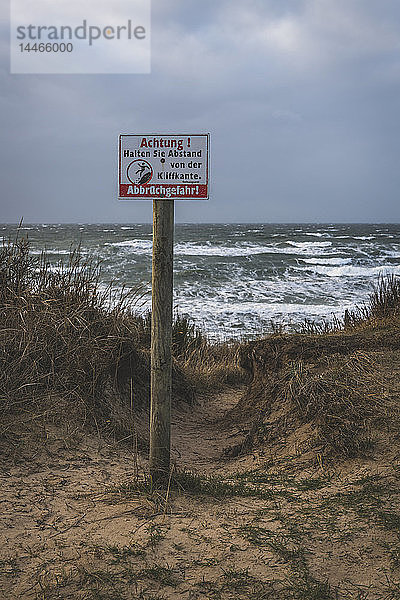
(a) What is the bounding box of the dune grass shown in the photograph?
[0,236,243,457]
[231,274,400,460]
[1,234,400,463]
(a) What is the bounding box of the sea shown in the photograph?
[2,223,400,340]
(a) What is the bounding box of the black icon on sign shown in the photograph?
[127,160,153,185]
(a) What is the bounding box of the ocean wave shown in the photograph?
[306,264,400,278]
[5,222,399,339]
[383,250,400,259]
[27,248,78,256]
[174,243,270,257]
[303,257,352,266]
[107,239,336,258]
[287,241,332,248]
[107,240,153,252]
[177,273,357,305]
[173,297,355,339]
[176,299,344,317]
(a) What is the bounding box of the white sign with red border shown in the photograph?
[119,134,209,199]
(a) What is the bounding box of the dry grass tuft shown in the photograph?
[132,311,245,391]
[369,273,400,318]
[0,237,192,457]
[230,275,400,461]
[278,352,383,456]
[0,236,245,459]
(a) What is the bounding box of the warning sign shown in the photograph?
[119,134,209,199]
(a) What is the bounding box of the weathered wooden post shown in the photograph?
[118,133,209,486]
[149,199,174,482]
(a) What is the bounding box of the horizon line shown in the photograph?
[1,221,400,226]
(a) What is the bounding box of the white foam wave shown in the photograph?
[287,241,332,248]
[107,239,335,258]
[383,250,400,259]
[174,296,355,339]
[303,257,352,266]
[176,299,342,318]
[28,248,78,256]
[174,243,269,257]
[107,240,153,252]
[307,264,400,278]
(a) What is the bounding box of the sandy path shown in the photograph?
[171,387,247,472]
[1,383,398,600]
[0,387,250,599]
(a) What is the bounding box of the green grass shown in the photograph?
[239,525,307,566]
[283,572,336,600]
[193,563,336,600]
[269,539,307,566]
[138,565,180,587]
[105,468,301,502]
[235,469,295,485]
[195,579,221,598]
[145,524,167,548]
[33,545,177,599]
[103,543,146,563]
[294,476,332,491]
[239,524,275,546]
[237,520,340,600]
[381,542,400,570]
[320,475,400,536]
[195,569,277,600]
[0,557,21,577]
[233,469,332,491]
[376,510,400,532]
[383,579,400,600]
[77,563,179,595]
[191,556,220,567]
[222,568,275,597]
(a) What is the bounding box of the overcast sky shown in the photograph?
[1,0,400,223]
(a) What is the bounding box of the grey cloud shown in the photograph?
[1,1,400,222]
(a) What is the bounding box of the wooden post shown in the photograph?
[149,199,174,483]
